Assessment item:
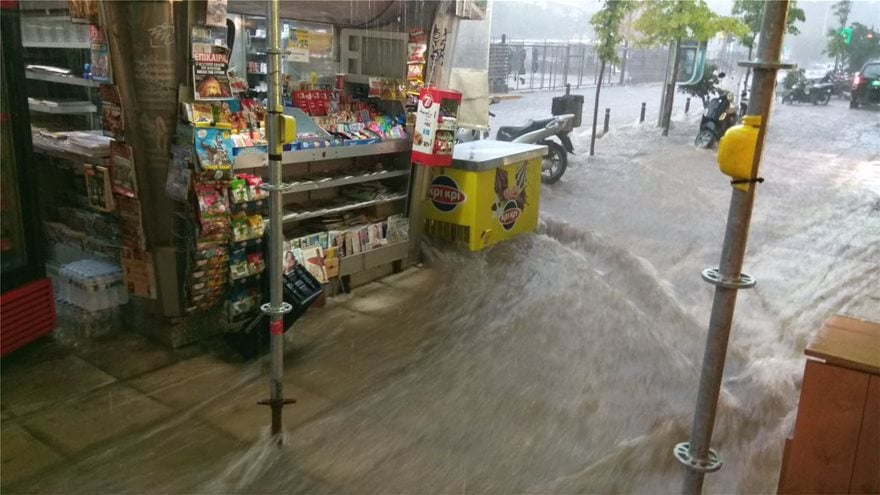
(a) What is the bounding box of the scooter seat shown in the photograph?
[496,117,556,141]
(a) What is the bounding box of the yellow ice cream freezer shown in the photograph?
[424,141,547,251]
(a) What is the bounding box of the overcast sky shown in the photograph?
[490,0,880,65]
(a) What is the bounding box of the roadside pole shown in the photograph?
[408,1,460,264]
[258,0,294,440]
[675,1,793,493]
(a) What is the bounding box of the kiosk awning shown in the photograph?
[227,0,404,28]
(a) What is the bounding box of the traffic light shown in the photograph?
[840,26,853,45]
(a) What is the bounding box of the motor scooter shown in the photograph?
[695,74,738,149]
[782,78,833,105]
[495,114,575,184]
[456,98,575,183]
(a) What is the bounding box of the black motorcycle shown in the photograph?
[695,88,737,149]
[782,79,833,105]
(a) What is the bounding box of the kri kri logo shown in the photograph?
[429,175,466,212]
[498,201,522,230]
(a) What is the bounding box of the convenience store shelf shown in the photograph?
[29,100,97,114]
[26,70,100,87]
[23,41,90,49]
[339,240,409,277]
[284,169,409,194]
[32,140,108,166]
[282,139,411,164]
[281,194,407,223]
[234,140,412,169]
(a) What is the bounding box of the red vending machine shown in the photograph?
[1,1,57,356]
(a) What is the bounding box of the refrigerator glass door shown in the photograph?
[0,61,29,275]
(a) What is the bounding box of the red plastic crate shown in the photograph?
[1,278,56,356]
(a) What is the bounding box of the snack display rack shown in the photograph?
[3,0,481,352]
[171,3,425,339]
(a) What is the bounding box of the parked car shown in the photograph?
[850,59,880,108]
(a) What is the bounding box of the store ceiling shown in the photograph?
[226,1,405,28]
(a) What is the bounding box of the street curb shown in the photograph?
[489,94,523,101]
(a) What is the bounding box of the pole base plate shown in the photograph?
[261,302,293,316]
[701,267,756,289]
[257,398,297,407]
[674,442,723,473]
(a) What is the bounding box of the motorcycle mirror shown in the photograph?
[717,72,726,79]
[490,96,501,104]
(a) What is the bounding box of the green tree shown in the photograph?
[678,62,720,107]
[844,23,880,72]
[732,0,805,51]
[825,0,853,70]
[588,0,632,155]
[634,0,745,136]
[732,0,805,91]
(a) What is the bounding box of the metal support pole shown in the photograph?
[563,43,570,88]
[640,102,646,123]
[258,0,294,441]
[603,108,610,135]
[676,2,792,493]
[685,97,691,114]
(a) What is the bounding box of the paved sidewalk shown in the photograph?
[1,266,441,493]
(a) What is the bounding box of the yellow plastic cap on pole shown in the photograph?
[717,115,761,191]
[280,115,296,144]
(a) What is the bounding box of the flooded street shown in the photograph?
[4,86,878,494]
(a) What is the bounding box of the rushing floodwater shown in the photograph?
[13,87,878,494]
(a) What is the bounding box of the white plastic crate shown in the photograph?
[58,259,128,312]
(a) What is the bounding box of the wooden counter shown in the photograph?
[778,314,880,494]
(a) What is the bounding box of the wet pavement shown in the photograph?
[2,85,878,494]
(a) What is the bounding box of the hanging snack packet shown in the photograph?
[408,41,427,64]
[231,212,250,242]
[247,252,265,274]
[229,177,248,203]
[407,63,425,81]
[195,183,230,233]
[230,247,249,279]
[247,214,265,238]
[245,175,267,200]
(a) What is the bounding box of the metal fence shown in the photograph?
[489,38,671,93]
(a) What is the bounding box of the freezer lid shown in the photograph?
[451,141,548,172]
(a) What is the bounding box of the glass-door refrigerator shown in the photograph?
[1,1,57,356]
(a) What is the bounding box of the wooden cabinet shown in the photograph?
[778,314,880,494]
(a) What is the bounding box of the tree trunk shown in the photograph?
[590,61,606,156]
[618,40,628,85]
[661,37,682,136]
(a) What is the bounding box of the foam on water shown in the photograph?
[187,217,820,493]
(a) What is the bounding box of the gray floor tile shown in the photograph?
[0,424,64,490]
[127,355,258,410]
[73,332,176,379]
[23,383,173,455]
[0,355,116,416]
